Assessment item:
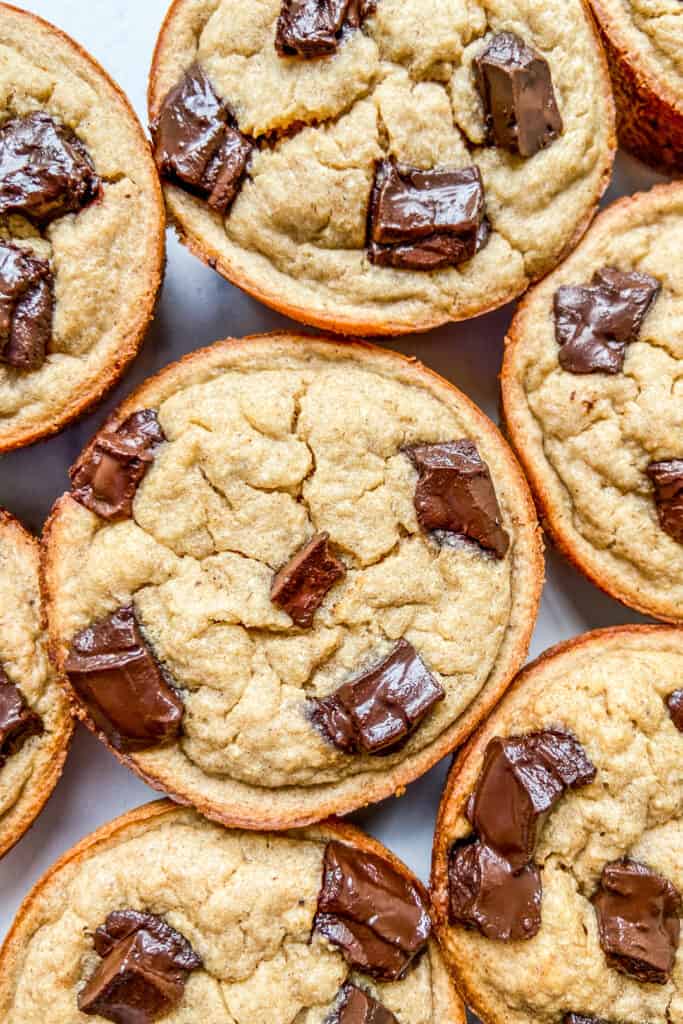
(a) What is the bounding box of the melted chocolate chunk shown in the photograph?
[554,267,661,375]
[474,32,563,157]
[79,909,202,1024]
[311,639,444,755]
[70,410,165,521]
[151,64,253,215]
[563,1016,610,1024]
[667,689,683,731]
[271,532,346,627]
[326,984,398,1024]
[275,0,376,58]
[405,440,509,558]
[0,666,43,768]
[314,840,431,980]
[0,241,53,370]
[367,161,489,271]
[647,460,683,544]
[65,605,183,752]
[592,858,681,984]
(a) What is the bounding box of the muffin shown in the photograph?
[502,184,683,624]
[147,0,615,336]
[0,3,165,452]
[432,625,683,1024]
[42,333,543,829]
[0,799,465,1024]
[0,510,72,859]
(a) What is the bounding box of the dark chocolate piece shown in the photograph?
[271,532,345,627]
[314,840,431,980]
[667,689,683,731]
[554,267,661,375]
[474,32,563,157]
[405,440,509,558]
[64,604,183,752]
[647,460,683,544]
[592,858,681,984]
[326,984,397,1024]
[70,410,165,521]
[311,639,444,755]
[275,0,376,58]
[563,1016,610,1024]
[0,112,99,224]
[151,64,253,215]
[79,909,202,1024]
[0,665,43,768]
[367,161,489,271]
[0,241,53,370]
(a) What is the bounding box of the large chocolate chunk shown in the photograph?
[65,605,183,752]
[667,690,683,731]
[275,0,376,58]
[554,267,661,375]
[79,909,202,1024]
[405,441,509,558]
[592,859,681,984]
[0,241,53,370]
[70,410,165,521]
[152,64,253,215]
[367,161,489,271]
[314,840,431,980]
[311,639,444,755]
[0,112,99,225]
[563,1016,610,1024]
[0,666,43,768]
[271,532,346,627]
[326,984,397,1024]
[647,460,683,544]
[474,32,563,157]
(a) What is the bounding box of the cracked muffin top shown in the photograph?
[432,626,683,1024]
[147,0,614,335]
[0,3,164,452]
[42,334,542,828]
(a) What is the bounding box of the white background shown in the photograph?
[0,3,667,1020]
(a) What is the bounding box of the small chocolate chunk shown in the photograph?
[0,112,99,224]
[448,838,542,942]
[314,840,431,980]
[326,984,398,1024]
[405,440,509,558]
[70,410,165,521]
[311,639,444,755]
[0,666,43,768]
[65,605,183,752]
[563,1016,610,1024]
[275,0,375,58]
[367,161,489,271]
[151,64,253,215]
[0,241,53,370]
[592,858,681,984]
[474,32,563,157]
[554,267,661,375]
[271,532,345,627]
[647,460,683,544]
[667,690,683,731]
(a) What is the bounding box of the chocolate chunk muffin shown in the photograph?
[0,4,164,452]
[502,184,683,624]
[147,0,615,335]
[432,626,683,1024]
[0,800,465,1024]
[0,510,72,859]
[42,334,542,828]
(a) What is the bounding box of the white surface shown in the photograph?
[0,2,667,1018]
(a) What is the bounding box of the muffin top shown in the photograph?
[592,0,683,105]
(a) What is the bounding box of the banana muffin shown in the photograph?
[42,333,542,828]
[0,3,164,452]
[502,184,683,624]
[147,0,615,336]
[0,800,465,1024]
[432,625,683,1024]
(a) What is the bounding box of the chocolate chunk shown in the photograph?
[151,64,253,215]
[64,604,183,752]
[70,410,165,521]
[367,161,489,271]
[326,984,398,1024]
[405,440,509,558]
[667,690,683,731]
[554,267,661,375]
[275,0,375,58]
[0,112,99,225]
[563,1016,610,1024]
[271,532,345,627]
[79,909,202,1024]
[474,32,563,157]
[592,858,681,984]
[0,666,43,768]
[314,840,431,980]
[0,241,53,370]
[311,639,444,755]
[448,838,542,942]
[647,460,683,544]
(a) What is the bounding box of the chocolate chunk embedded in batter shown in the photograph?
[275,0,376,58]
[647,460,683,544]
[271,532,345,627]
[65,604,183,752]
[0,241,53,370]
[326,984,398,1024]
[563,1016,610,1024]
[667,689,683,731]
[0,666,43,768]
[314,840,431,980]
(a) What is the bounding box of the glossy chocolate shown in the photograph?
[275,0,376,58]
[0,665,42,768]
[647,460,683,544]
[563,1016,610,1024]
[314,840,431,980]
[667,689,683,731]
[271,532,345,627]
[0,241,53,370]
[326,984,397,1024]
